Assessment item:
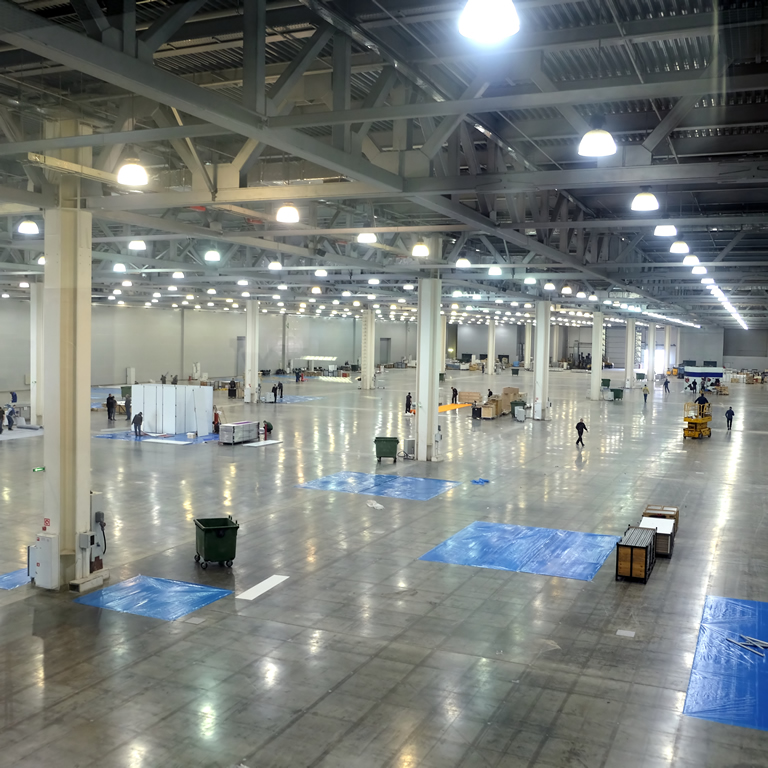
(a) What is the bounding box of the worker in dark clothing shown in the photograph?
[272,384,278,403]
[405,392,412,414]
[0,405,4,434]
[106,394,116,421]
[263,420,273,440]
[695,394,709,405]
[451,387,458,404]
[278,381,284,400]
[228,379,237,399]
[663,377,670,394]
[132,411,143,438]
[487,389,493,398]
[6,405,16,431]
[575,418,588,448]
[691,379,697,393]
[725,407,735,431]
[125,394,132,421]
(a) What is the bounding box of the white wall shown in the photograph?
[457,323,519,360]
[0,301,31,392]
[679,327,724,366]
[723,329,768,369]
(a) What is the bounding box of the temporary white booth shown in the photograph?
[130,384,213,435]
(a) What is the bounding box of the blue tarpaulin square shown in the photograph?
[298,471,460,501]
[420,521,620,582]
[0,568,30,590]
[74,574,231,621]
[684,596,768,731]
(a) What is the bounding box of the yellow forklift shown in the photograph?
[683,401,712,438]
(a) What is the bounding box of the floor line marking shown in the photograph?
[236,574,289,601]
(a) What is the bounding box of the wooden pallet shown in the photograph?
[644,505,679,535]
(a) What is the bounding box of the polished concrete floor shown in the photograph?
[0,369,767,767]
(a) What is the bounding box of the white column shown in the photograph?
[415,277,442,461]
[646,323,656,391]
[30,282,44,425]
[624,318,636,388]
[487,321,496,373]
[590,312,604,400]
[532,302,551,420]
[524,321,532,369]
[360,308,375,390]
[440,314,447,374]
[664,325,672,373]
[43,206,92,587]
[551,323,561,364]
[244,299,260,402]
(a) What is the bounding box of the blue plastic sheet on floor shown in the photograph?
[298,471,460,501]
[471,478,490,485]
[420,521,620,581]
[94,432,218,443]
[74,574,232,621]
[272,395,323,404]
[684,596,768,731]
[0,568,30,590]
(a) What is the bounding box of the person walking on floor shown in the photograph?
[124,394,131,422]
[0,405,4,434]
[6,405,16,431]
[725,406,735,431]
[278,381,283,400]
[132,411,143,438]
[451,387,458,404]
[691,379,697,394]
[575,418,588,448]
[228,379,237,399]
[642,384,650,404]
[663,377,670,395]
[106,394,116,421]
[405,392,412,414]
[272,384,278,403]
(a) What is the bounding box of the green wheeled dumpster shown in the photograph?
[374,436,399,463]
[610,388,624,401]
[601,378,611,388]
[194,516,239,569]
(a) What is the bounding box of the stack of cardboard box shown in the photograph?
[458,390,482,404]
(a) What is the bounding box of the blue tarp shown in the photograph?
[94,432,218,443]
[420,521,620,582]
[684,596,768,731]
[298,471,460,501]
[74,574,231,621]
[0,568,30,590]
[271,395,323,404]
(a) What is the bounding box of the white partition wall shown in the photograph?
[130,384,213,435]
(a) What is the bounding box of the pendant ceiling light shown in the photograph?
[357,232,377,244]
[576,291,587,299]
[561,284,573,295]
[412,240,430,257]
[654,223,677,237]
[204,249,221,262]
[172,271,184,279]
[577,115,617,157]
[701,277,715,285]
[315,269,328,277]
[17,219,39,235]
[311,286,322,294]
[589,294,598,301]
[268,260,282,270]
[682,254,699,266]
[543,282,556,291]
[691,265,707,275]
[116,158,148,187]
[488,266,502,276]
[524,276,536,285]
[128,240,146,250]
[455,257,471,268]
[275,203,299,223]
[113,262,126,273]
[37,256,46,265]
[670,236,689,254]
[458,0,520,44]
[631,186,659,212]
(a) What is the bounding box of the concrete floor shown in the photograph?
[0,368,766,768]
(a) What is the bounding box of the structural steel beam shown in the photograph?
[0,0,403,191]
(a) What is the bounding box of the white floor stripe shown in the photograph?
[236,574,289,601]
[243,439,282,447]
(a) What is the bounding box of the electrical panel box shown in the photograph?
[29,533,58,590]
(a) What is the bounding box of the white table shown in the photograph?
[640,516,675,556]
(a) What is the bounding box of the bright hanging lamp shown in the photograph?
[268,260,282,270]
[128,240,146,250]
[116,158,149,187]
[276,203,299,223]
[204,249,221,262]
[488,266,502,276]
[682,254,699,266]
[654,222,677,237]
[631,186,659,211]
[671,236,690,254]
[543,281,556,291]
[458,0,520,44]
[17,219,39,235]
[561,284,573,295]
[412,240,429,257]
[577,115,617,157]
[455,257,471,268]
[357,232,377,244]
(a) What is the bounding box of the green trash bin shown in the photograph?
[511,368,520,376]
[439,372,445,382]
[610,388,624,401]
[374,436,399,463]
[601,378,611,388]
[194,516,239,569]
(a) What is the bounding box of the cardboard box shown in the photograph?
[502,387,519,396]
[458,391,482,404]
